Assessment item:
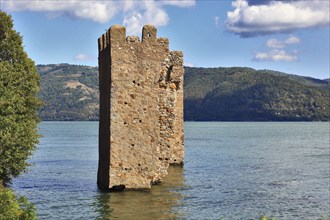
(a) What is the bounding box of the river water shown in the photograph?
[12,122,330,219]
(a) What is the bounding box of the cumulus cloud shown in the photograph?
[2,0,195,35]
[159,0,196,7]
[266,35,300,48]
[284,35,300,44]
[266,38,285,49]
[255,35,300,62]
[226,0,330,37]
[123,1,169,35]
[3,1,118,23]
[254,49,298,62]
[74,53,95,61]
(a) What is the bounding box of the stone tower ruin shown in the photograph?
[97,25,184,190]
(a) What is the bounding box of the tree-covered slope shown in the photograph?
[184,67,329,121]
[37,64,329,121]
[38,64,99,120]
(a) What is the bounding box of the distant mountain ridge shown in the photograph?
[37,64,329,121]
[184,67,329,121]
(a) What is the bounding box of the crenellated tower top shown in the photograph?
[98,24,169,52]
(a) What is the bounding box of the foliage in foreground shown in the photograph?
[0,11,42,185]
[0,185,36,220]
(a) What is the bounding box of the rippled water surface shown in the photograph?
[12,122,330,219]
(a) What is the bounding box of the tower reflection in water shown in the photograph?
[95,166,187,219]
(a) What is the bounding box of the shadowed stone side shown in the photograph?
[97,25,184,190]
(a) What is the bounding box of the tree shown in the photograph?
[0,11,42,185]
[0,185,37,220]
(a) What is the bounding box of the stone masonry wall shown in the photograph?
[97,25,184,190]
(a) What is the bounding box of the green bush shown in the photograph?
[0,185,36,220]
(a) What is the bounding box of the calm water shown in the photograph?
[12,122,330,219]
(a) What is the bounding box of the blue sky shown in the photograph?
[1,0,329,79]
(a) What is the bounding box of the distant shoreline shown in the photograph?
[38,64,329,122]
[39,120,330,122]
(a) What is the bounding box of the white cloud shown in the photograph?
[215,16,221,28]
[266,35,300,48]
[285,35,301,44]
[74,53,95,61]
[256,35,300,62]
[254,49,298,62]
[184,62,195,67]
[159,0,195,8]
[123,1,169,35]
[3,0,195,35]
[226,0,330,37]
[3,0,118,23]
[266,38,285,49]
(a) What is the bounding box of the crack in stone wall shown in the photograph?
[97,25,184,190]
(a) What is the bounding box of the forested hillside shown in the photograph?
[184,67,329,121]
[38,64,329,121]
[38,64,99,120]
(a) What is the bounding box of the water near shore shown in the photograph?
[12,122,330,219]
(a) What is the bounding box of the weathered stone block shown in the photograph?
[97,25,184,190]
